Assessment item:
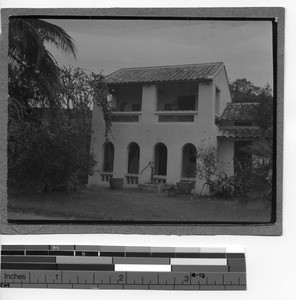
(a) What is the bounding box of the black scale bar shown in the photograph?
[75,251,98,256]
[100,252,125,257]
[1,256,56,263]
[0,246,246,290]
[1,263,115,271]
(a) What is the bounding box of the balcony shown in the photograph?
[110,111,142,123]
[155,111,198,123]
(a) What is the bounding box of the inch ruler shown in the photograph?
[0,245,246,290]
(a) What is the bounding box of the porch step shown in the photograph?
[138,183,168,193]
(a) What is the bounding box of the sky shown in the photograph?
[45,18,273,88]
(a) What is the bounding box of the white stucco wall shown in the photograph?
[210,66,232,137]
[213,66,232,116]
[89,70,232,194]
[217,139,234,176]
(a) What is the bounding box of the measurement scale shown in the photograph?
[0,245,246,290]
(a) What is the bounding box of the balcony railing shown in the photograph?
[125,174,139,185]
[155,111,198,123]
[152,175,167,184]
[110,111,141,123]
[100,172,113,182]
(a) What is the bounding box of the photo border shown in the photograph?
[0,7,284,235]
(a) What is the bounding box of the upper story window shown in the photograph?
[111,84,142,112]
[157,82,198,111]
[178,96,196,110]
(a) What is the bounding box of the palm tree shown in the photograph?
[8,18,77,101]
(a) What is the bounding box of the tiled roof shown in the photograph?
[220,102,258,122]
[218,128,263,139]
[106,62,224,84]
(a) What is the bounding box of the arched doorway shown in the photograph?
[102,142,114,172]
[154,143,168,176]
[182,143,197,178]
[127,142,140,174]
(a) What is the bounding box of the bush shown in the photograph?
[207,173,243,198]
[7,67,111,194]
[195,141,218,183]
[8,109,96,193]
[234,138,273,195]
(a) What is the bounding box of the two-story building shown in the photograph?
[88,62,262,194]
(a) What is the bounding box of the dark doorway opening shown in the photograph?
[154,143,168,176]
[182,143,197,178]
[103,142,114,172]
[128,142,140,174]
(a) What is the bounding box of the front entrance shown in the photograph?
[127,142,140,174]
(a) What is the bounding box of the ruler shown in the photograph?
[0,245,246,290]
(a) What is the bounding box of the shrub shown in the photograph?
[207,173,243,198]
[195,142,218,183]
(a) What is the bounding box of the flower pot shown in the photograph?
[109,178,124,190]
[177,181,194,194]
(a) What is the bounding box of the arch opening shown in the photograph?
[102,142,114,172]
[182,143,197,178]
[154,143,168,176]
[127,142,140,174]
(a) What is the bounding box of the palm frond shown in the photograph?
[25,19,77,58]
[8,18,76,102]
[241,138,273,159]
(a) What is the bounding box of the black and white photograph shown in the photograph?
[5,14,278,225]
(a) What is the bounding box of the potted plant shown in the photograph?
[109,178,124,189]
[167,183,178,196]
[177,181,194,194]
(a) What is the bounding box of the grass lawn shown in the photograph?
[8,186,272,223]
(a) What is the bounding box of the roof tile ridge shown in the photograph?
[109,62,224,72]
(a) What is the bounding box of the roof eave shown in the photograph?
[106,78,212,86]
